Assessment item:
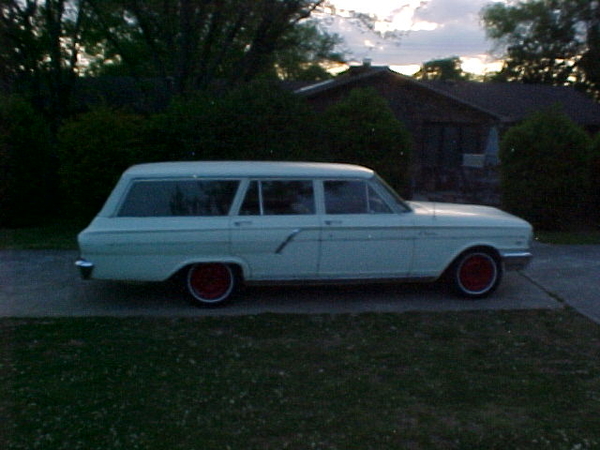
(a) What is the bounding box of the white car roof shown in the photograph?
[122,161,375,179]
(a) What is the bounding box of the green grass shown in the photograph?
[536,230,600,245]
[0,219,86,250]
[1,310,599,449]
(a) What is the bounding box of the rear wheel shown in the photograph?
[186,263,236,306]
[450,251,502,298]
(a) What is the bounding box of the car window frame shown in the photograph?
[114,177,242,218]
[235,178,317,216]
[320,178,400,215]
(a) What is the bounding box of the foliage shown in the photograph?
[0,95,56,227]
[272,20,345,81]
[148,81,320,162]
[2,310,600,449]
[321,87,412,194]
[413,56,470,81]
[591,133,600,222]
[85,0,334,93]
[1,0,89,124]
[481,0,600,99]
[57,106,146,218]
[499,108,592,230]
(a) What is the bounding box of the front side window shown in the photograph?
[324,180,392,214]
[118,179,239,217]
[239,180,315,215]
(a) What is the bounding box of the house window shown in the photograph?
[422,123,483,168]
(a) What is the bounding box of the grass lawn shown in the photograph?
[535,230,600,245]
[1,310,599,449]
[0,219,86,250]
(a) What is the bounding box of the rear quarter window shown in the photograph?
[117,179,239,217]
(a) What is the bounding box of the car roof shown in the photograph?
[122,161,375,179]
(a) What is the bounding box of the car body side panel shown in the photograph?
[78,217,231,281]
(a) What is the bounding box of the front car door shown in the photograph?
[318,179,414,279]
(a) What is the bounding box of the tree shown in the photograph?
[499,108,592,230]
[272,19,344,81]
[0,95,56,226]
[1,0,89,124]
[321,87,412,194]
[481,0,600,98]
[86,0,333,94]
[413,57,470,81]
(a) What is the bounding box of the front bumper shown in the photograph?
[75,258,94,280]
[501,251,533,271]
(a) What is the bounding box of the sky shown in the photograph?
[319,0,507,75]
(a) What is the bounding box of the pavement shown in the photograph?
[0,243,598,321]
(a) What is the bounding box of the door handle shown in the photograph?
[234,220,253,226]
[325,220,342,226]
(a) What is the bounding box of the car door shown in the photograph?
[318,179,414,279]
[230,179,321,280]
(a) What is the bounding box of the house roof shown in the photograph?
[422,80,600,126]
[296,65,600,127]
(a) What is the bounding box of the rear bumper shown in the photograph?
[75,258,94,280]
[501,251,532,271]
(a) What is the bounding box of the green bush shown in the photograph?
[149,81,319,161]
[321,87,412,194]
[500,108,592,230]
[0,96,56,227]
[591,133,600,222]
[58,107,146,219]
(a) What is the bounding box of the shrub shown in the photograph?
[499,108,592,230]
[591,133,600,223]
[58,107,146,219]
[320,87,412,194]
[0,96,56,227]
[149,81,319,161]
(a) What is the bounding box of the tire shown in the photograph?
[186,263,236,306]
[450,251,502,298]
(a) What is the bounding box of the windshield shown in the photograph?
[372,175,411,212]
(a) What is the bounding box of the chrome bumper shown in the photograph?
[501,251,533,271]
[75,258,94,280]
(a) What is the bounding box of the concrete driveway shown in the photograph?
[524,243,600,324]
[3,243,596,319]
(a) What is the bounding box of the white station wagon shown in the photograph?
[76,161,533,306]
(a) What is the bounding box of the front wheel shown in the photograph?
[450,251,502,298]
[186,263,236,306]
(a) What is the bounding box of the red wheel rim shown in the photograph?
[188,264,232,301]
[458,254,496,293]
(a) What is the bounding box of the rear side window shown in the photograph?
[324,180,392,214]
[118,179,239,217]
[240,180,315,215]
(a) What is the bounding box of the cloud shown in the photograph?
[322,0,499,68]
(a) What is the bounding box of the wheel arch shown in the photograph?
[441,244,502,279]
[168,258,248,284]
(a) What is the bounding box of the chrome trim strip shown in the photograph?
[501,251,533,271]
[75,258,94,280]
[275,229,302,254]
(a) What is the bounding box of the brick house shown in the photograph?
[296,64,600,204]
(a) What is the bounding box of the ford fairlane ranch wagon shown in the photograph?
[76,161,533,306]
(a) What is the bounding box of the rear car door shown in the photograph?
[230,179,321,280]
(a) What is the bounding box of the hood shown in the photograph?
[407,201,531,227]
